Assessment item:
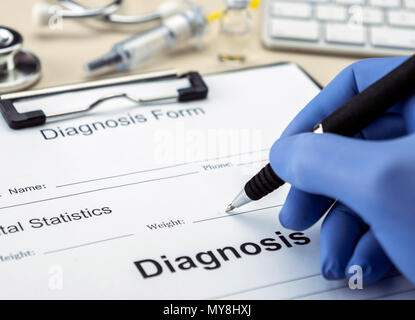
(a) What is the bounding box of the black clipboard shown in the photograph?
[0,69,208,129]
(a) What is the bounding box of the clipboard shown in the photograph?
[0,62,322,131]
[2,62,412,300]
[0,69,208,129]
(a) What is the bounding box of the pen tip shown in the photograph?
[225,204,235,213]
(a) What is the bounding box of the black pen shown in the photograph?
[226,55,415,213]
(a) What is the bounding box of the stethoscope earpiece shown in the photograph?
[0,26,41,93]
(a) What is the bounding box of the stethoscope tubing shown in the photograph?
[57,0,163,24]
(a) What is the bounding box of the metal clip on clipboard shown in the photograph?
[0,69,208,130]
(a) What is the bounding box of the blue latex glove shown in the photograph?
[270,56,415,285]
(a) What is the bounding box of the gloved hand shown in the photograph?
[270,56,415,285]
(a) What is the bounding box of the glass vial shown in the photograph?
[217,0,252,64]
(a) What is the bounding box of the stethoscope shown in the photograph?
[0,1,185,93]
[0,26,41,93]
[33,0,183,26]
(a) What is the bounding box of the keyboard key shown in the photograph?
[369,0,400,7]
[269,18,319,41]
[388,10,415,27]
[335,0,364,4]
[361,7,384,24]
[348,6,384,25]
[316,4,347,21]
[325,23,366,44]
[271,1,312,18]
[405,0,415,8]
[371,26,415,49]
[296,0,330,2]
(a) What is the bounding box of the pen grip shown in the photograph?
[321,55,415,136]
[244,163,285,201]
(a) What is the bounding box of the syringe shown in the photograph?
[85,4,206,75]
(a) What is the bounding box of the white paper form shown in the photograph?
[0,63,413,299]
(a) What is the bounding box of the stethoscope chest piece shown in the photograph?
[0,26,41,93]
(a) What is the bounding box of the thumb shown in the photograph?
[269,132,381,209]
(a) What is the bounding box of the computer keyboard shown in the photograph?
[262,0,415,56]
